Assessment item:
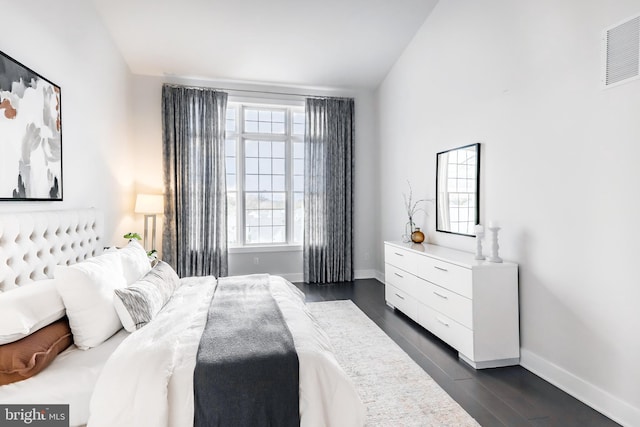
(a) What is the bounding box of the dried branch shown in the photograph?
[402,180,432,225]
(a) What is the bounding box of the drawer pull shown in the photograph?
[434,266,448,272]
[394,272,404,279]
[394,252,404,257]
[395,293,405,300]
[433,291,448,300]
[436,317,450,327]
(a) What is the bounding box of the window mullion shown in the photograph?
[238,106,247,245]
[285,109,293,244]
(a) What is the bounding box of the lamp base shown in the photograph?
[143,214,157,252]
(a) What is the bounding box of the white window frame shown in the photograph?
[226,99,305,251]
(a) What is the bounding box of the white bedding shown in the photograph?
[88,275,365,427]
[0,329,129,427]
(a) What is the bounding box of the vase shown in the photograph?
[402,220,414,243]
[411,227,425,243]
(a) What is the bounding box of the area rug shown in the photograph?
[308,300,480,427]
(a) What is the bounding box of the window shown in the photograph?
[226,101,305,247]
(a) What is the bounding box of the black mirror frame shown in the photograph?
[435,143,481,237]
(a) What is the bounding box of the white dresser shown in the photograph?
[384,241,519,369]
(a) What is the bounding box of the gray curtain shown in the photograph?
[303,97,354,283]
[161,84,228,278]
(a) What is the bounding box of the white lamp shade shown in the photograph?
[135,194,164,214]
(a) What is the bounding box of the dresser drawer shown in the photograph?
[385,284,418,319]
[416,256,472,298]
[415,278,473,329]
[385,263,418,297]
[384,245,417,273]
[417,303,474,359]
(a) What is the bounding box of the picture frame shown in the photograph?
[0,50,62,201]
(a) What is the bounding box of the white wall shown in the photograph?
[131,75,379,280]
[0,0,136,244]
[376,0,640,425]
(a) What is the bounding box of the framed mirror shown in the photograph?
[436,143,480,236]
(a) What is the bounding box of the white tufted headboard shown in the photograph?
[0,208,103,292]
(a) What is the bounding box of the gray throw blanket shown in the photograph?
[193,274,300,427]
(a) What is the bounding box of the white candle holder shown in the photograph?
[475,231,485,260]
[487,226,503,263]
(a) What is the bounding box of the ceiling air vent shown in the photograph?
[603,14,640,88]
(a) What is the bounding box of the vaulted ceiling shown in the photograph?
[90,0,438,89]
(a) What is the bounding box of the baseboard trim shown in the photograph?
[280,273,304,283]
[372,269,384,283]
[520,348,639,427]
[354,269,378,280]
[280,270,382,283]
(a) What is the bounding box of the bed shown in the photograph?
[0,209,365,427]
[0,208,116,426]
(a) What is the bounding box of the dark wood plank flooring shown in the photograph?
[293,279,620,427]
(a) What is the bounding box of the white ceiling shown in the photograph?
[90,0,438,89]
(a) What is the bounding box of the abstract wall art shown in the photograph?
[0,50,62,201]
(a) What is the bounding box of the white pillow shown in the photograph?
[0,279,65,345]
[55,252,127,350]
[106,239,151,285]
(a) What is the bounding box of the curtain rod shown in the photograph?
[163,83,353,100]
[223,87,353,100]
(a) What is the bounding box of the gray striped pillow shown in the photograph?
[113,261,180,332]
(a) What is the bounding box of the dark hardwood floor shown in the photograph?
[293,279,620,427]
